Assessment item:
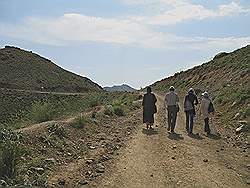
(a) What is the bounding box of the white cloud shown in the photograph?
[0,14,170,48]
[0,13,249,51]
[123,1,250,25]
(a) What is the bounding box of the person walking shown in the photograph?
[165,86,179,133]
[142,87,157,129]
[200,91,214,135]
[184,88,198,134]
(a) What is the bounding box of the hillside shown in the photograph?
[151,45,250,122]
[104,84,137,92]
[0,46,102,92]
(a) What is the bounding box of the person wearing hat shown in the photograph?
[200,91,213,135]
[184,88,198,134]
[165,86,179,132]
[142,87,157,129]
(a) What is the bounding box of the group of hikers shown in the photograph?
[142,86,215,135]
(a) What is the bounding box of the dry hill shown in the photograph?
[0,46,102,92]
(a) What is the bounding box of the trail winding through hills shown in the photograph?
[93,94,248,188]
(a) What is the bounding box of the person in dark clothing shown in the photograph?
[184,88,198,134]
[142,87,157,129]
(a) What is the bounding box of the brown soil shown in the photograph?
[16,94,249,188]
[91,94,249,188]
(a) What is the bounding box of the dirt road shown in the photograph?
[94,94,249,188]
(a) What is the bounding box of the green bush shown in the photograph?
[88,97,100,107]
[71,115,86,129]
[113,106,124,116]
[30,101,55,123]
[0,141,22,180]
[104,105,114,116]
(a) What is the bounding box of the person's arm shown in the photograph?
[165,95,168,108]
[200,100,204,116]
[176,93,180,105]
[154,94,157,104]
[184,95,187,109]
[194,95,198,105]
[142,95,145,106]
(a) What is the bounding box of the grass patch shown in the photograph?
[0,129,24,182]
[29,101,55,123]
[113,106,125,116]
[104,105,114,116]
[71,115,86,129]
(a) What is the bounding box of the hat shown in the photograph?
[169,86,175,91]
[188,88,194,93]
[202,91,209,98]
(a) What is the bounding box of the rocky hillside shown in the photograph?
[104,84,137,92]
[151,45,250,123]
[0,46,102,92]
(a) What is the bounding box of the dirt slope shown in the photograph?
[94,94,249,188]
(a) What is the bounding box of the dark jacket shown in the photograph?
[184,92,198,115]
[142,93,157,114]
[142,93,157,123]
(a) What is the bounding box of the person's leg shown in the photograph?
[171,111,177,132]
[167,110,171,131]
[204,117,210,133]
[189,114,194,134]
[185,112,189,132]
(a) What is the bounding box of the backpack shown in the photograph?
[208,101,215,113]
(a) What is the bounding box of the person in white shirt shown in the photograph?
[165,86,179,132]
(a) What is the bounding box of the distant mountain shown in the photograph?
[0,46,102,92]
[104,84,137,92]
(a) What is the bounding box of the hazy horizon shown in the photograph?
[1,0,249,89]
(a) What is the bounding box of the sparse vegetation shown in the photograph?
[0,129,24,183]
[104,105,114,116]
[113,106,125,116]
[71,115,86,129]
[30,101,55,123]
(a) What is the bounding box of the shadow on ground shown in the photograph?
[207,133,221,140]
[167,132,184,140]
[188,133,204,140]
[142,128,158,136]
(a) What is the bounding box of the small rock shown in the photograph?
[96,164,105,173]
[0,180,7,186]
[86,159,94,164]
[231,102,237,107]
[247,179,250,185]
[45,158,56,164]
[171,157,176,160]
[89,146,96,149]
[238,120,248,125]
[58,178,66,185]
[78,180,88,185]
[31,167,44,173]
[236,125,245,134]
[203,159,208,162]
[173,145,177,149]
[234,113,240,120]
[150,174,153,177]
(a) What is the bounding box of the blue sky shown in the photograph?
[0,0,250,89]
